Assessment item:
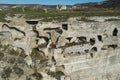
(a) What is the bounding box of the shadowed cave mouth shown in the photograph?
[91,47,97,52]
[62,24,68,30]
[90,38,95,45]
[108,44,118,49]
[112,28,118,36]
[97,35,102,42]
[26,20,39,25]
[43,27,60,31]
[66,37,73,42]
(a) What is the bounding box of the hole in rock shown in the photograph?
[97,35,102,41]
[62,24,68,30]
[112,28,118,36]
[90,38,95,45]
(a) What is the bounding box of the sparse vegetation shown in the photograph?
[0,52,4,60]
[105,18,120,21]
[40,58,48,66]
[77,16,96,22]
[3,45,10,51]
[47,70,65,80]
[1,67,12,79]
[30,47,43,60]
[8,48,19,56]
[0,7,120,22]
[31,72,43,80]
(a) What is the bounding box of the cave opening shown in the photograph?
[62,24,68,30]
[112,28,118,36]
[108,44,118,49]
[89,38,95,45]
[91,47,97,52]
[66,37,73,42]
[97,35,102,42]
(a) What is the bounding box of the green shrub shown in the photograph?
[47,70,65,80]
[8,49,19,56]
[31,48,43,60]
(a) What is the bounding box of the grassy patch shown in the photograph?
[30,47,43,60]
[77,17,96,22]
[47,70,65,80]
[0,8,120,22]
[105,18,120,21]
[8,49,19,56]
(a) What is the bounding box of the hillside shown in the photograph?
[101,0,120,8]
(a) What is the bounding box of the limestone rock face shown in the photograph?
[38,38,47,45]
[0,16,120,80]
[24,55,33,67]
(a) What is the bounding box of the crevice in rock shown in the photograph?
[2,24,26,36]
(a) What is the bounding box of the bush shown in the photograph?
[47,70,65,80]
[30,48,43,60]
[8,49,19,56]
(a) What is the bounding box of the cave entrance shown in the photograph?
[66,37,73,42]
[97,35,102,42]
[91,47,97,52]
[108,44,118,49]
[112,28,118,36]
[62,24,68,30]
[90,38,95,45]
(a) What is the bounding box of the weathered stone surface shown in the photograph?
[0,16,120,80]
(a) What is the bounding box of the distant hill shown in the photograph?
[74,2,103,8]
[74,0,120,9]
[0,4,47,10]
[100,0,120,8]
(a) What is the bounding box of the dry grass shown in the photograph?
[0,7,120,22]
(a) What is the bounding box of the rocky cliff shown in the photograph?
[0,16,120,80]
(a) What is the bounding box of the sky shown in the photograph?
[0,0,104,5]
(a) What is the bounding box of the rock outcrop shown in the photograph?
[0,16,120,80]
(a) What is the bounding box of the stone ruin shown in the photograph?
[0,16,120,80]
